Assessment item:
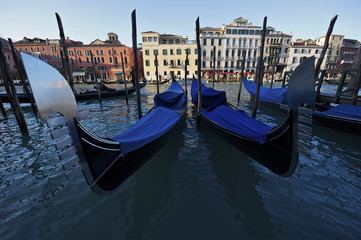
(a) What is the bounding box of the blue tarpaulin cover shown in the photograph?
[314,104,361,120]
[191,80,227,110]
[154,81,186,110]
[203,105,273,144]
[243,78,288,104]
[111,106,180,155]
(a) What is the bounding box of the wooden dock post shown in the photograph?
[131,10,142,119]
[237,50,246,103]
[0,98,6,117]
[212,46,216,89]
[0,40,28,133]
[8,38,38,116]
[120,52,129,105]
[352,49,361,105]
[155,53,159,94]
[55,13,74,92]
[315,15,338,79]
[90,51,102,104]
[196,17,202,114]
[185,49,189,98]
[252,17,267,119]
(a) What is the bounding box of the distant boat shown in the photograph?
[243,68,361,135]
[0,81,146,103]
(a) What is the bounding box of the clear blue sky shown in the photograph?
[0,0,360,46]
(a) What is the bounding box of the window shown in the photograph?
[211,39,214,46]
[195,59,198,65]
[163,60,167,66]
[249,39,252,46]
[232,29,237,34]
[145,60,150,66]
[226,49,229,57]
[114,50,117,55]
[294,49,297,54]
[309,49,312,54]
[108,49,111,55]
[202,61,206,67]
[232,39,235,46]
[96,50,99,55]
[97,57,100,63]
[225,61,228,67]
[250,30,254,35]
[177,49,181,55]
[69,50,73,56]
[154,49,158,55]
[203,39,207,46]
[164,71,167,75]
[203,50,206,57]
[218,39,222,46]
[43,47,45,51]
[195,49,198,54]
[231,49,235,57]
[218,50,221,57]
[78,58,82,64]
[154,37,158,42]
[101,57,104,63]
[177,59,181,65]
[163,49,167,55]
[145,50,149,55]
[227,39,230,46]
[85,50,89,56]
[77,50,81,56]
[125,57,128,65]
[255,40,258,47]
[170,49,174,55]
[226,29,231,34]
[243,39,246,46]
[109,57,112,63]
[315,49,319,54]
[146,71,150,76]
[292,57,297,63]
[36,47,39,52]
[170,60,174,67]
[31,47,33,52]
[148,37,153,42]
[124,50,127,55]
[285,48,289,54]
[86,57,89,63]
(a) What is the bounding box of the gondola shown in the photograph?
[0,81,146,103]
[243,69,361,135]
[148,79,170,85]
[20,52,187,195]
[192,57,316,177]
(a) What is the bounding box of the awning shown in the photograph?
[115,72,123,75]
[73,72,85,77]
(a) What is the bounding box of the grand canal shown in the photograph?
[1,81,360,239]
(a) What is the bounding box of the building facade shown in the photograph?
[141,31,198,80]
[315,34,344,73]
[336,38,359,72]
[0,38,17,77]
[286,39,326,71]
[12,33,142,81]
[263,27,292,78]
[200,17,261,75]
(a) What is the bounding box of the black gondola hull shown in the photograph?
[199,109,296,176]
[76,107,187,194]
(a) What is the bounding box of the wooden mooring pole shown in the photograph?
[196,17,202,114]
[185,49,189,99]
[131,10,142,119]
[212,46,216,89]
[90,51,102,104]
[120,52,129,105]
[0,40,28,133]
[155,53,159,94]
[352,49,361,105]
[8,38,38,116]
[237,50,246,103]
[0,98,6,117]
[252,16,267,119]
[55,13,74,92]
[315,15,338,79]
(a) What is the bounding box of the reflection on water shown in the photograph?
[0,82,360,239]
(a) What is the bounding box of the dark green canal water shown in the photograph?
[1,82,360,239]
